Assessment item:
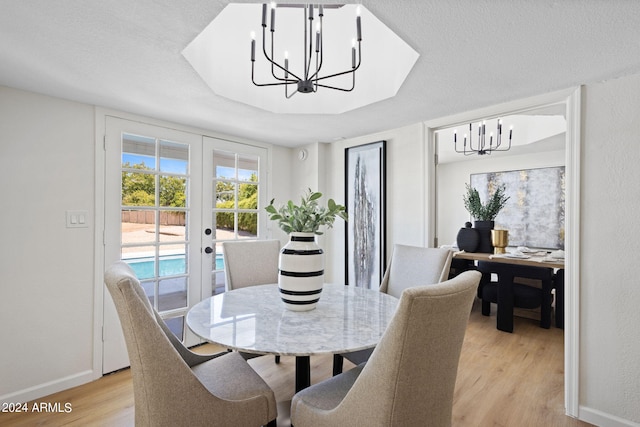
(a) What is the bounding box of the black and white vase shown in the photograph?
[278,232,324,311]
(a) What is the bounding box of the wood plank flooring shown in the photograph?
[0,299,593,426]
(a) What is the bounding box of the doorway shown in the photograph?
[424,88,581,417]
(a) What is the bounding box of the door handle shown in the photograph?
[204,247,213,254]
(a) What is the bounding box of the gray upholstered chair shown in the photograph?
[105,261,277,427]
[378,244,453,297]
[291,270,481,427]
[222,239,280,291]
[222,239,281,363]
[334,244,453,373]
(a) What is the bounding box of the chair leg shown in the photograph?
[482,300,491,316]
[554,270,565,329]
[540,278,553,329]
[275,355,280,364]
[333,354,344,376]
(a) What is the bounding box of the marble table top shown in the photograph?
[186,283,399,357]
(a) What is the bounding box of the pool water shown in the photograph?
[126,254,224,280]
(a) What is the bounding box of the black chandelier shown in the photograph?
[250,3,362,98]
[454,120,513,156]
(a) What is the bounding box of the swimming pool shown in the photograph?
[126,254,224,280]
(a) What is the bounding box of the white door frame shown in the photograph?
[424,87,581,418]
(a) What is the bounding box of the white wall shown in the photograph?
[293,123,427,284]
[0,86,96,401]
[579,73,640,425]
[266,143,294,245]
[437,147,565,247]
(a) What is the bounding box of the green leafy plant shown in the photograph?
[463,183,510,221]
[265,189,348,235]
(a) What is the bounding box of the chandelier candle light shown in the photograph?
[454,120,513,156]
[250,3,362,97]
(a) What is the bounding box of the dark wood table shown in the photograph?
[453,251,565,269]
[452,251,564,332]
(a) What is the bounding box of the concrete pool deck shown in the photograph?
[121,223,257,254]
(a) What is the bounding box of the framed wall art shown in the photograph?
[345,141,386,288]
[470,166,565,249]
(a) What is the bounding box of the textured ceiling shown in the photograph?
[183,4,419,114]
[2,1,640,147]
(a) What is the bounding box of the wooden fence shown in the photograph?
[121,210,185,226]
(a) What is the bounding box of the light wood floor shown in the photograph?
[0,299,593,427]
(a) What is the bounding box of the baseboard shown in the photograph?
[0,370,94,406]
[580,405,640,427]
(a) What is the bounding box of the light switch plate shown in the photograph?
[66,210,89,228]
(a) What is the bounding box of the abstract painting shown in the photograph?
[345,141,386,288]
[470,166,565,249]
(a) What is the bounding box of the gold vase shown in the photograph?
[491,229,509,254]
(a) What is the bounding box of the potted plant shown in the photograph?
[265,188,348,235]
[462,184,510,253]
[265,189,347,311]
[463,183,510,222]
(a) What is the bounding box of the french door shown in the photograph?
[200,136,268,297]
[102,117,267,373]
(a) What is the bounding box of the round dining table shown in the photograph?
[186,283,398,392]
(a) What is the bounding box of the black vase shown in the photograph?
[473,220,494,253]
[456,222,479,252]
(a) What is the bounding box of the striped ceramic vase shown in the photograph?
[278,232,324,311]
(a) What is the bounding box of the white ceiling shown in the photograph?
[2,1,640,148]
[183,4,419,114]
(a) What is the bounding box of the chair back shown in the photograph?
[379,244,453,298]
[222,240,280,290]
[104,262,224,425]
[343,270,480,426]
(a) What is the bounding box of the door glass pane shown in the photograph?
[123,134,156,169]
[157,248,187,277]
[210,242,226,295]
[122,171,156,206]
[238,212,258,239]
[122,245,156,279]
[238,153,259,181]
[159,277,188,311]
[158,210,187,243]
[160,175,186,207]
[164,317,184,341]
[159,140,188,174]
[239,183,257,206]
[215,181,236,207]
[121,210,156,245]
[214,150,236,179]
[215,211,235,239]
